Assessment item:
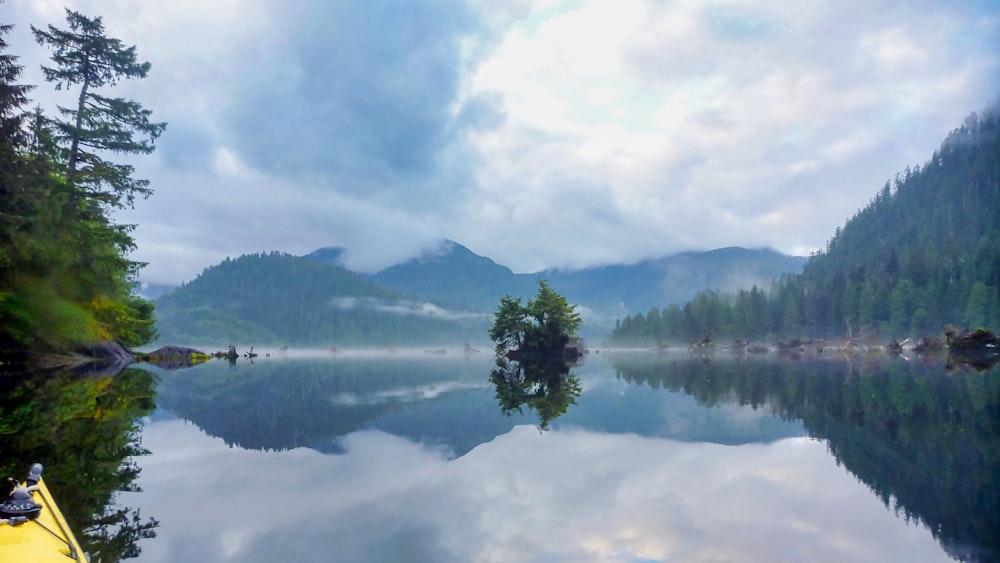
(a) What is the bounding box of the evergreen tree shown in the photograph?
[0,8,163,355]
[31,9,166,212]
[0,8,32,131]
[490,280,581,356]
[608,100,1000,344]
[966,282,990,329]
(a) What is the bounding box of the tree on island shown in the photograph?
[489,279,582,359]
[488,281,583,430]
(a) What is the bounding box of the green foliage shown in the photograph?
[0,367,159,561]
[0,8,161,356]
[154,252,480,346]
[91,295,157,347]
[16,278,100,349]
[610,102,1000,345]
[31,9,165,210]
[489,279,581,356]
[610,355,1000,557]
[488,296,529,354]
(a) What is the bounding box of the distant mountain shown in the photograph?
[303,246,347,267]
[543,246,806,318]
[347,240,804,330]
[608,101,1000,344]
[155,242,803,345]
[153,252,483,346]
[794,105,1000,335]
[368,240,532,312]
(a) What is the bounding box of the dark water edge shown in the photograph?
[606,352,1000,562]
[0,365,159,561]
[2,351,998,562]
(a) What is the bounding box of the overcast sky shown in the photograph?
[5,0,999,285]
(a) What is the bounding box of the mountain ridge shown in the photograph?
[154,244,805,344]
[153,252,482,346]
[355,240,805,323]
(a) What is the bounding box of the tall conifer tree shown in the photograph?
[31,9,166,212]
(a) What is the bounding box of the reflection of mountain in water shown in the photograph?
[557,378,805,444]
[152,357,497,452]
[609,354,1000,562]
[152,354,806,457]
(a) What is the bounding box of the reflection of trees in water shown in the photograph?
[490,356,581,431]
[0,368,159,561]
[610,355,1000,562]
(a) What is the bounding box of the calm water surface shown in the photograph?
[5,349,996,562]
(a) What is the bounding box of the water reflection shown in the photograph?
[138,352,997,562]
[152,355,507,454]
[134,419,948,563]
[609,353,1000,562]
[489,355,581,430]
[0,367,159,561]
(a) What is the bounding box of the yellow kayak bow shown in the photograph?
[0,463,87,562]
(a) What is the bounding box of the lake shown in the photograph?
[2,348,998,562]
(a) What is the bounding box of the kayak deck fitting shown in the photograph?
[0,463,87,562]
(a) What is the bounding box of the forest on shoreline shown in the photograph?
[609,104,1000,346]
[0,7,161,361]
[4,5,999,364]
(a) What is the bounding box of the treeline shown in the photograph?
[154,251,485,346]
[0,8,162,356]
[610,103,1000,345]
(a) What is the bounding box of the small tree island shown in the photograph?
[489,280,583,361]
[488,280,584,430]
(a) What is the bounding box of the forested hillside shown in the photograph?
[0,10,161,357]
[543,246,805,316]
[153,252,484,346]
[609,102,1000,345]
[366,240,529,312]
[801,108,1000,336]
[356,240,803,324]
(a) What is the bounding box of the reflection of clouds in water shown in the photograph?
[328,380,490,406]
[659,398,784,438]
[712,399,784,430]
[130,420,949,563]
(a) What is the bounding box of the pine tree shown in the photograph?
[0,8,35,277]
[31,9,166,212]
[0,9,33,133]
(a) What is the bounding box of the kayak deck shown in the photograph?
[0,475,87,562]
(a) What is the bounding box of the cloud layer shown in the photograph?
[5,0,998,283]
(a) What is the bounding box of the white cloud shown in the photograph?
[451,0,999,272]
[4,0,998,283]
[330,297,489,322]
[860,27,927,69]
